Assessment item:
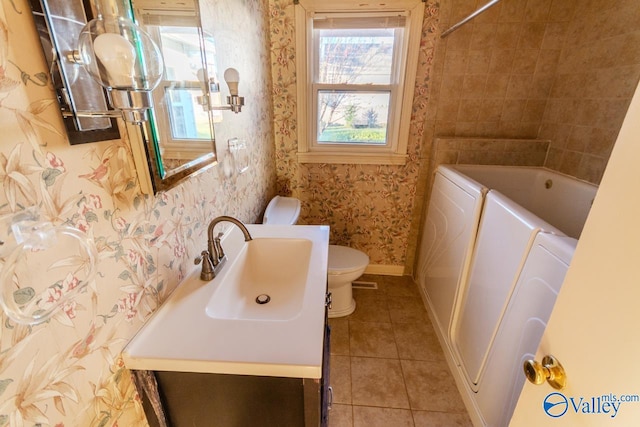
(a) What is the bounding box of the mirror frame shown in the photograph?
[129,121,216,194]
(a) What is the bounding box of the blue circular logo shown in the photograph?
[544,392,568,418]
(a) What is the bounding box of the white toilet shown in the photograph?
[263,196,369,317]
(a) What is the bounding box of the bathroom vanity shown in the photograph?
[123,224,331,426]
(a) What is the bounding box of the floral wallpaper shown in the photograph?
[0,0,275,425]
[268,0,440,271]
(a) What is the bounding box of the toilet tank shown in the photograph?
[263,196,301,225]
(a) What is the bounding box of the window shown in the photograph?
[295,0,424,165]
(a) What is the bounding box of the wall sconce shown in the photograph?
[75,15,164,124]
[206,68,245,114]
[30,0,165,142]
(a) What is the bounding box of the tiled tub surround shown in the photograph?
[408,0,640,274]
[428,137,549,170]
[427,0,640,185]
[327,275,472,427]
[540,0,640,183]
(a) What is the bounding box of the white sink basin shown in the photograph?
[206,238,312,321]
[122,224,329,379]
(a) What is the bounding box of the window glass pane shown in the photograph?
[165,87,212,139]
[316,28,396,84]
[317,91,389,145]
[154,26,219,139]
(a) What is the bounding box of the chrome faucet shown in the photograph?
[195,215,253,281]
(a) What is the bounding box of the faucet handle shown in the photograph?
[214,232,225,259]
[195,250,215,281]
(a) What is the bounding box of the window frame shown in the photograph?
[295,0,425,165]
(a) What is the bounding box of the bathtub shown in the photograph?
[416,164,598,426]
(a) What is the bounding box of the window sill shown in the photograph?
[297,151,407,165]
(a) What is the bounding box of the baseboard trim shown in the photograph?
[364,264,405,276]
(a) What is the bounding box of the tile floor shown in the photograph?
[327,274,473,427]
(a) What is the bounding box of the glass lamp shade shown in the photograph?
[78,16,164,92]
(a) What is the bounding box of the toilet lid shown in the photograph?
[328,245,369,274]
[263,196,301,225]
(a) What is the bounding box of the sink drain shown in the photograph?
[256,294,271,304]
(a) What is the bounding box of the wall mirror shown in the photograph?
[131,0,221,193]
[30,0,221,194]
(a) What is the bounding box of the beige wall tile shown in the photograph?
[542,22,568,49]
[550,73,588,98]
[525,0,552,22]
[517,23,547,49]
[436,98,461,120]
[474,0,502,24]
[444,24,473,50]
[559,150,583,176]
[535,49,561,74]
[462,74,488,98]
[455,121,479,136]
[530,74,555,98]
[484,74,510,98]
[440,73,465,98]
[586,66,640,99]
[499,0,527,22]
[469,23,497,50]
[501,99,527,122]
[523,99,548,122]
[586,128,619,157]
[444,49,469,74]
[545,147,564,170]
[548,0,577,23]
[489,48,516,73]
[494,23,521,49]
[478,99,505,121]
[449,0,480,24]
[458,98,483,121]
[475,121,500,136]
[466,50,492,74]
[577,154,608,183]
[512,49,540,74]
[506,74,533,98]
[435,120,458,135]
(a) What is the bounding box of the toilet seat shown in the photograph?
[328,245,369,275]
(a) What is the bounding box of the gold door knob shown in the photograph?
[523,355,567,390]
